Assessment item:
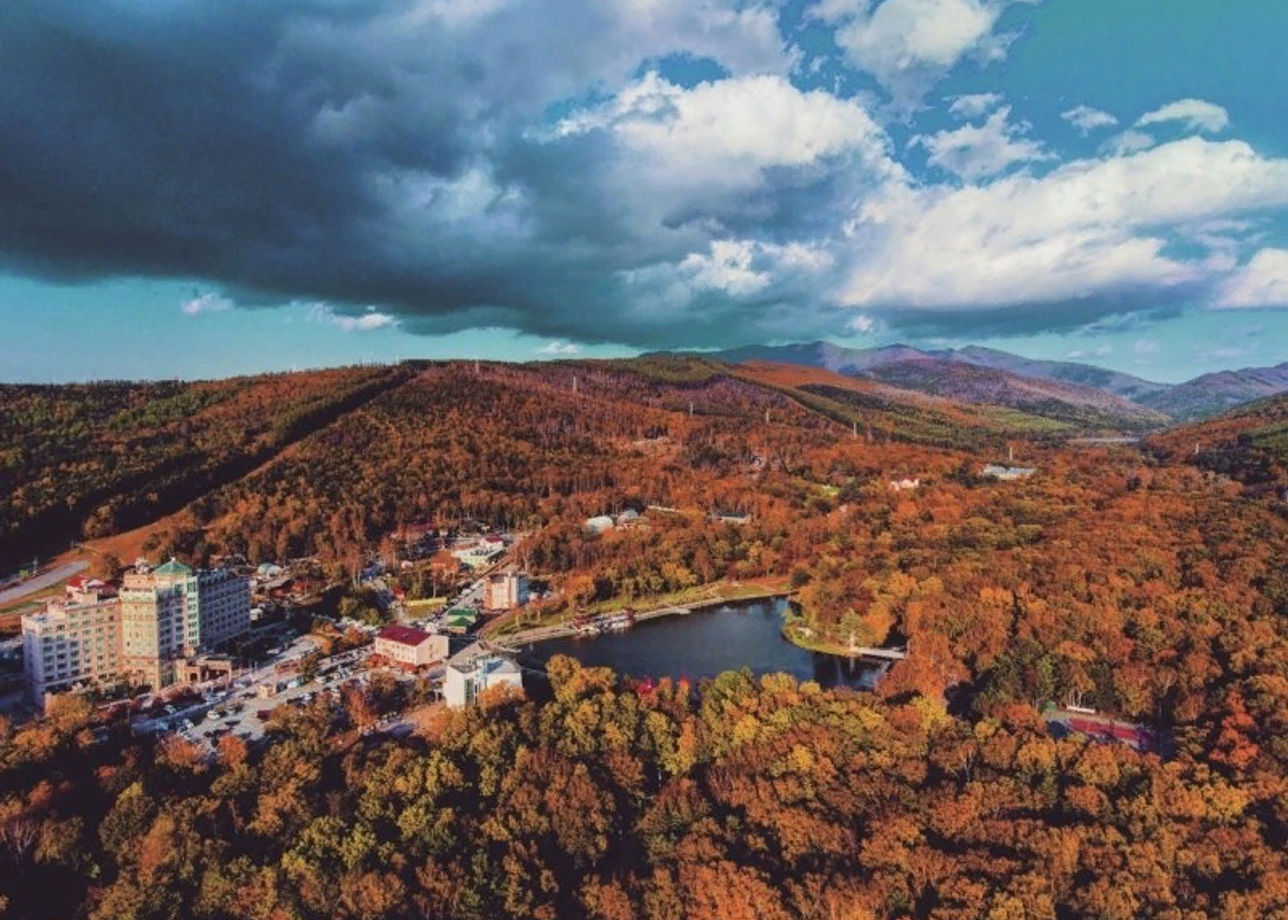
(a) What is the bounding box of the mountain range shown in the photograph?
[699,342,1288,426]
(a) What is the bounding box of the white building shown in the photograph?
[444,642,523,707]
[22,587,121,701]
[451,542,504,569]
[23,559,251,699]
[373,625,449,668]
[981,464,1037,481]
[584,515,614,534]
[485,570,530,611]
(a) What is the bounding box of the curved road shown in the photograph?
[0,561,88,607]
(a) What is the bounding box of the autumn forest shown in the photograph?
[3,356,1288,919]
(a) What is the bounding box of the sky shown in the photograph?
[3,0,1288,383]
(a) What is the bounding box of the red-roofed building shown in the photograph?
[373,625,448,669]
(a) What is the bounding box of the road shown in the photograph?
[0,561,88,606]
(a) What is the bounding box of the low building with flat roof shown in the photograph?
[982,464,1037,481]
[373,625,448,668]
[444,642,522,707]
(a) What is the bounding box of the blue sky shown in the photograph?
[3,0,1288,383]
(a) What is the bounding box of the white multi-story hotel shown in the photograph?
[119,559,251,689]
[22,559,253,699]
[22,585,122,700]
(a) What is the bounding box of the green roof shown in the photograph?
[153,558,194,576]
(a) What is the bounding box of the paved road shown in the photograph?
[0,561,88,606]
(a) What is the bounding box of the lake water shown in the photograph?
[517,596,883,690]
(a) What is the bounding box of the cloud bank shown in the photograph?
[1,1,1286,349]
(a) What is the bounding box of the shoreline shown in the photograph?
[490,585,788,649]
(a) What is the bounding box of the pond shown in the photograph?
[516,596,883,690]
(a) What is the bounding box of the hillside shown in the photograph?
[0,365,414,568]
[859,357,1168,431]
[947,345,1170,401]
[141,357,1029,568]
[1150,391,1288,493]
[730,360,1075,444]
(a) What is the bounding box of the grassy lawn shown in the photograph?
[781,614,860,656]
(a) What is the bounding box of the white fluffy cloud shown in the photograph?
[947,92,1003,118]
[678,239,834,296]
[1102,129,1156,156]
[1137,98,1230,134]
[1216,249,1288,308]
[180,292,234,315]
[309,304,398,332]
[537,340,581,354]
[1061,105,1118,135]
[914,106,1050,181]
[817,0,1026,107]
[839,138,1288,310]
[554,73,893,182]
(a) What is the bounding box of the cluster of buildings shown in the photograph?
[584,509,640,534]
[372,630,523,709]
[450,534,508,569]
[21,559,251,703]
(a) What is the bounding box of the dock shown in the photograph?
[847,645,908,662]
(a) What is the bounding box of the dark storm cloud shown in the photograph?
[0,0,841,347]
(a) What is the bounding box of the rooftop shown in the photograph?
[376,624,433,647]
[447,640,517,674]
[153,558,195,577]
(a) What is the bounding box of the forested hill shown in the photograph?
[1150,391,1288,494]
[2,356,1121,569]
[0,365,415,567]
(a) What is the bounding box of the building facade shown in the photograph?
[119,559,250,690]
[373,625,449,668]
[21,587,121,701]
[197,568,253,647]
[485,570,530,611]
[444,642,523,707]
[22,559,251,701]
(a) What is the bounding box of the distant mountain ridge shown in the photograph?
[1138,361,1288,420]
[698,341,1288,423]
[703,342,1168,430]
